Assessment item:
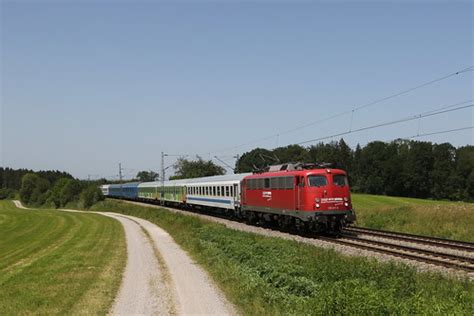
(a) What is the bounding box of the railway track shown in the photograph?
[344,226,474,252]
[118,199,474,274]
[333,227,474,273]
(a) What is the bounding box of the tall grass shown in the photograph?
[0,201,126,315]
[352,194,474,241]
[92,200,473,315]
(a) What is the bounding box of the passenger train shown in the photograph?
[101,163,356,233]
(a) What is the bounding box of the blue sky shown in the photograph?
[1,1,472,179]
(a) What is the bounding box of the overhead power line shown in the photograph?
[296,102,473,145]
[406,126,474,139]
[205,65,473,155]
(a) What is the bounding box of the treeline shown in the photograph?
[235,139,474,201]
[0,168,105,208]
[0,168,74,199]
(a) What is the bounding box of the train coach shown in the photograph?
[100,163,356,233]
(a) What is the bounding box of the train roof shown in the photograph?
[245,168,347,178]
[108,182,141,188]
[138,173,252,187]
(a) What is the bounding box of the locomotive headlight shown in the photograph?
[344,202,349,207]
[316,203,320,208]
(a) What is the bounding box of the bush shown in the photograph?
[80,186,104,209]
[0,188,16,200]
[19,174,51,206]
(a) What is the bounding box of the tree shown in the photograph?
[19,173,40,204]
[19,173,51,205]
[431,143,457,199]
[136,170,159,182]
[171,157,225,179]
[402,141,434,198]
[235,148,275,173]
[81,185,104,208]
[59,179,82,206]
[272,145,310,164]
[47,178,71,208]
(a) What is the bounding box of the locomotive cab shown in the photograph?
[305,170,352,212]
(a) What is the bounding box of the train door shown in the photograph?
[297,176,306,210]
[295,176,305,210]
[234,183,240,208]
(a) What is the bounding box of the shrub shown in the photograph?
[80,186,104,208]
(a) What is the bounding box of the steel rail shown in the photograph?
[345,226,474,252]
[319,236,474,273]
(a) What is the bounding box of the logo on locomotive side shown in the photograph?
[262,191,272,201]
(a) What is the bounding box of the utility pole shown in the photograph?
[161,152,166,201]
[119,163,123,197]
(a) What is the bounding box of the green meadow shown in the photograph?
[0,201,126,315]
[92,200,474,315]
[352,193,474,241]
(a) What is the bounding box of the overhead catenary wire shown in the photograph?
[204,65,473,155]
[295,103,473,145]
[406,126,474,139]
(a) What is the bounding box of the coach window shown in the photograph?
[226,186,230,196]
[230,186,234,197]
[217,186,220,196]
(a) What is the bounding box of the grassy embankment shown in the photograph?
[92,200,473,315]
[0,201,126,315]
[352,193,474,241]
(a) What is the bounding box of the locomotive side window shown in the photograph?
[285,177,294,189]
[264,178,270,189]
[257,178,264,189]
[308,175,328,187]
[333,175,348,186]
[270,177,278,189]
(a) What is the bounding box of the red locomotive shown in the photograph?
[241,163,356,232]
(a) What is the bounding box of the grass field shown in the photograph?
[0,201,126,315]
[92,200,473,315]
[352,193,474,242]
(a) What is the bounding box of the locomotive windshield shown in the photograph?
[308,175,328,187]
[333,174,348,186]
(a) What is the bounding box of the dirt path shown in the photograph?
[108,213,237,315]
[13,200,28,209]
[101,213,175,315]
[12,201,236,315]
